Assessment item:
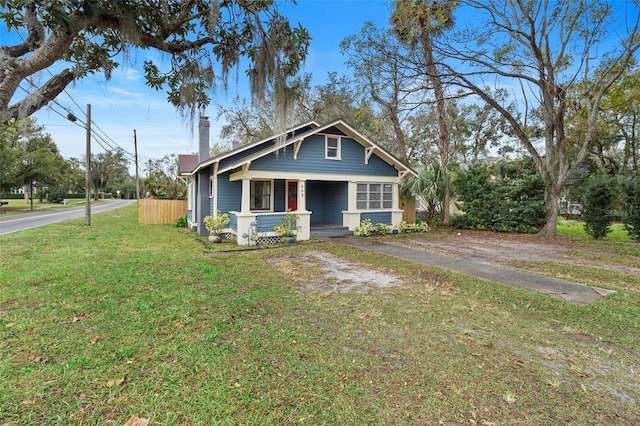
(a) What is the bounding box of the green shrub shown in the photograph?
[45,187,66,203]
[0,193,25,199]
[452,158,545,233]
[175,215,188,228]
[354,219,374,237]
[398,220,430,233]
[582,174,616,239]
[623,175,640,241]
[372,223,392,235]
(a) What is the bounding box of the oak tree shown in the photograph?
[433,0,640,235]
[0,0,310,124]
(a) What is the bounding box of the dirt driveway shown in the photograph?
[389,228,640,275]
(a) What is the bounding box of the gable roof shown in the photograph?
[185,119,417,178]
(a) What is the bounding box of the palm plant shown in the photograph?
[402,162,453,225]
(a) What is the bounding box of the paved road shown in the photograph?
[0,199,137,235]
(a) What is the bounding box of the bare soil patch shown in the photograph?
[268,250,403,292]
[391,229,640,274]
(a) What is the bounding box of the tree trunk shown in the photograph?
[423,35,450,225]
[538,182,561,236]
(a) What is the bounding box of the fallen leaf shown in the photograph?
[5,323,16,328]
[31,355,42,363]
[123,416,149,426]
[90,336,99,344]
[107,375,130,388]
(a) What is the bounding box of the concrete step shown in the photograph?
[310,226,352,239]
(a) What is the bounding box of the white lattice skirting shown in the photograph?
[256,235,283,245]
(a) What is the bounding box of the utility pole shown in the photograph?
[134,129,140,200]
[85,104,91,226]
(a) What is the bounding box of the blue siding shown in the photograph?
[274,179,286,212]
[217,173,241,213]
[256,214,286,232]
[306,181,325,224]
[249,135,398,176]
[323,181,347,224]
[306,181,347,225]
[361,212,392,225]
[229,212,237,231]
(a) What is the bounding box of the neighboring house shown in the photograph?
[179,117,417,245]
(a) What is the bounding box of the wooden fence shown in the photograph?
[138,199,187,225]
[399,196,416,224]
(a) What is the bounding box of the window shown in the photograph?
[250,180,272,211]
[325,136,341,160]
[357,183,393,210]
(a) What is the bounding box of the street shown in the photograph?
[0,199,137,235]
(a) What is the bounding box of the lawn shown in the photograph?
[1,206,639,425]
[0,198,88,216]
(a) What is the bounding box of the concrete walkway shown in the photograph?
[335,237,614,305]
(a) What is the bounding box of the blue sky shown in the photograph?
[6,0,393,171]
[6,0,637,171]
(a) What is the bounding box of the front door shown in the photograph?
[287,181,298,211]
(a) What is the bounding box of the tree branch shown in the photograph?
[6,69,75,121]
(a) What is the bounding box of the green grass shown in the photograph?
[0,198,89,216]
[1,207,639,425]
[558,218,631,241]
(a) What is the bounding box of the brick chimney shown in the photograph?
[199,116,210,162]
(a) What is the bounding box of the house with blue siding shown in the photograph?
[179,117,417,245]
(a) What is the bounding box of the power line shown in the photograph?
[19,79,136,163]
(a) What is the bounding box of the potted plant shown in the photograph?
[273,209,300,244]
[204,210,230,243]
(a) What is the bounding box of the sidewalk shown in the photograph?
[335,237,615,305]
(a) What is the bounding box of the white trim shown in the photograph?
[249,179,274,212]
[293,139,303,159]
[324,135,341,160]
[241,162,251,175]
[365,146,375,164]
[187,178,194,212]
[231,211,312,245]
[230,170,401,183]
[212,162,219,214]
[190,120,321,174]
[285,180,298,211]
[216,119,417,178]
[356,182,394,210]
[241,179,251,213]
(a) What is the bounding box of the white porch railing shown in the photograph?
[230,211,311,246]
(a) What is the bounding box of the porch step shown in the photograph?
[310,225,353,239]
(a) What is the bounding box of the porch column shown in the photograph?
[241,179,251,213]
[391,182,403,225]
[392,182,399,210]
[196,169,211,236]
[347,181,358,210]
[343,181,361,230]
[297,180,306,211]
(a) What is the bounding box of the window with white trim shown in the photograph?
[357,183,393,209]
[325,135,341,160]
[250,180,272,211]
[187,178,194,211]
